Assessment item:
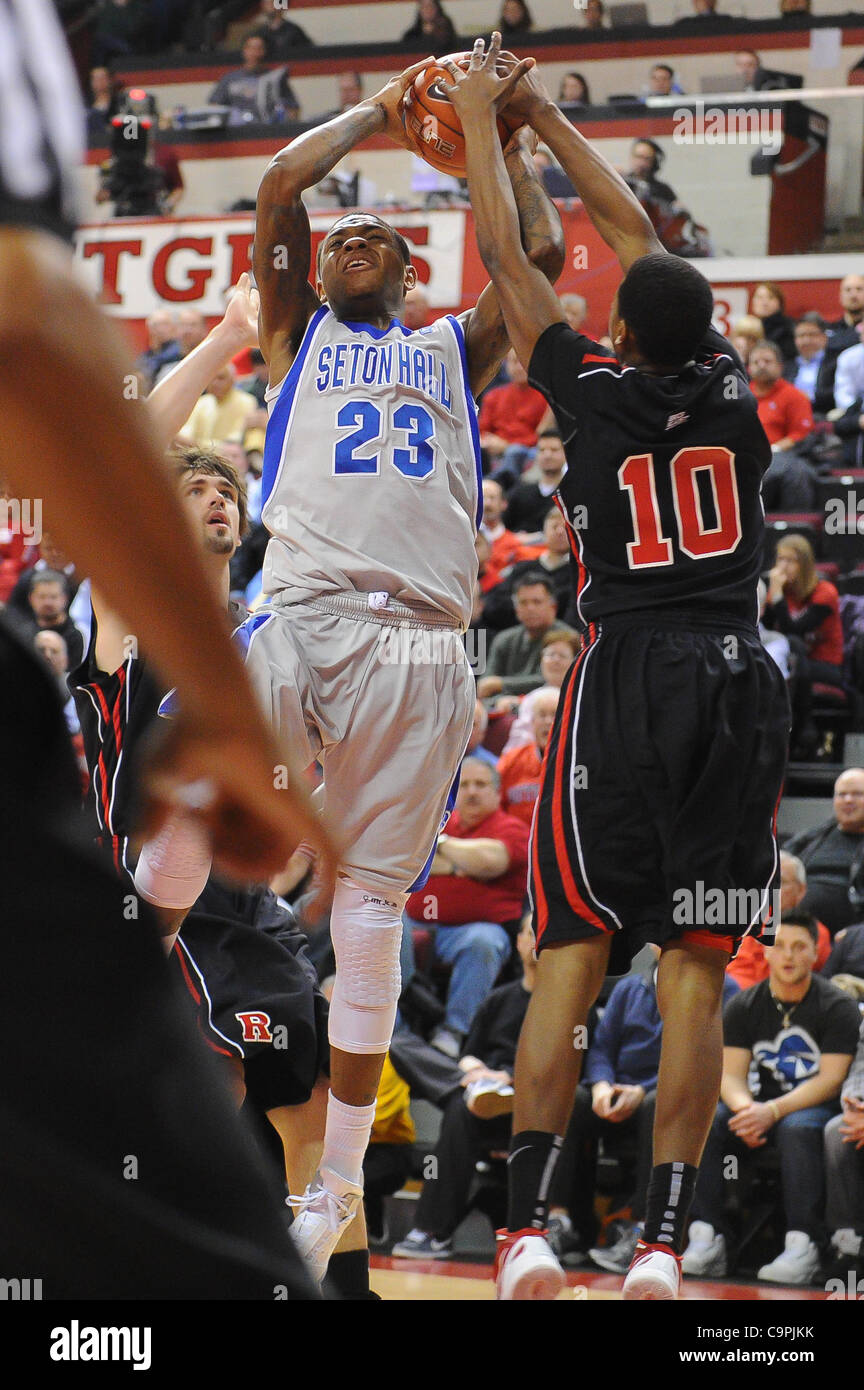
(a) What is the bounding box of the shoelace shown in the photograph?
[287,1186,357,1225]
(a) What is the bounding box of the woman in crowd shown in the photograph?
[401,0,457,50]
[750,281,797,363]
[558,72,592,107]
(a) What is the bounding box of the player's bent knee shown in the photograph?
[329,877,407,1056]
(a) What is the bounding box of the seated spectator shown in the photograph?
[748,341,815,512]
[558,293,588,334]
[622,139,710,258]
[244,0,312,57]
[391,919,535,1258]
[823,1015,864,1283]
[727,851,832,991]
[464,698,499,771]
[498,0,533,36]
[316,73,364,124]
[403,759,530,1058]
[548,949,738,1271]
[824,922,864,984]
[763,534,843,759]
[674,0,729,26]
[33,629,81,738]
[582,0,606,30]
[498,687,558,827]
[682,915,859,1284]
[833,321,864,412]
[151,309,209,388]
[485,506,572,636]
[558,72,591,108]
[786,768,864,937]
[643,63,684,99]
[504,431,567,539]
[502,634,579,750]
[86,66,122,141]
[180,365,258,446]
[784,314,838,415]
[478,349,548,485]
[750,281,796,363]
[92,0,147,66]
[477,574,575,700]
[532,148,577,200]
[10,570,85,670]
[135,310,179,390]
[209,36,298,124]
[7,532,82,619]
[757,577,791,681]
[479,479,530,583]
[401,0,457,51]
[735,49,802,93]
[730,314,764,366]
[825,273,864,356]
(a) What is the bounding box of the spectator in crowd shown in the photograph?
[244,0,312,56]
[498,0,533,36]
[464,699,499,772]
[237,347,269,408]
[833,320,864,412]
[180,364,258,446]
[403,286,431,330]
[558,72,591,108]
[748,341,815,511]
[730,313,764,366]
[401,0,457,50]
[479,479,529,581]
[825,273,864,355]
[757,577,791,682]
[548,948,738,1271]
[403,759,530,1058]
[728,851,832,991]
[478,348,548,484]
[477,574,575,700]
[682,915,859,1284]
[763,534,843,759]
[734,49,801,93]
[152,309,209,386]
[484,504,571,635]
[85,66,122,140]
[316,73,364,124]
[644,63,684,99]
[391,918,536,1259]
[582,0,606,30]
[7,532,82,620]
[92,0,147,66]
[558,293,588,333]
[504,431,567,539]
[501,632,579,750]
[208,35,294,123]
[498,687,558,827]
[33,629,81,736]
[621,138,711,256]
[674,0,729,26]
[135,309,179,388]
[823,1016,864,1283]
[11,570,85,670]
[780,0,811,13]
[824,922,864,983]
[786,768,864,937]
[750,281,796,363]
[784,314,838,415]
[532,148,577,200]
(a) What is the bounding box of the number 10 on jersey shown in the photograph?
[334,401,436,479]
[619,447,742,568]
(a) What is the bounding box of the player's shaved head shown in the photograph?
[614,253,714,368]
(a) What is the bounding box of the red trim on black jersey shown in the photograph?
[173,944,235,1058]
[582,354,617,365]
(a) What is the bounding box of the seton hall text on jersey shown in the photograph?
[314,340,453,410]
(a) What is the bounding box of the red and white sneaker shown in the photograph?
[495,1228,565,1301]
[622,1240,682,1300]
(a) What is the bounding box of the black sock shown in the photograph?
[323,1248,376,1300]
[507,1131,563,1232]
[642,1162,698,1254]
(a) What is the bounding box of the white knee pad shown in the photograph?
[329,877,407,1055]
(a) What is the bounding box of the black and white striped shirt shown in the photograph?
[0,0,83,241]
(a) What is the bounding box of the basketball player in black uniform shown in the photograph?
[0,0,333,1298]
[445,37,790,1299]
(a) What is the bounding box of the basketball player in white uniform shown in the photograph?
[250,56,563,1279]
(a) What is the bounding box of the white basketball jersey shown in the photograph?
[260,306,482,627]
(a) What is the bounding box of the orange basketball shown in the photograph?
[401,53,522,178]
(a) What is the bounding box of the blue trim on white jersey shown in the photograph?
[446,314,483,528]
[409,768,461,893]
[156,612,274,719]
[341,316,411,339]
[261,303,330,511]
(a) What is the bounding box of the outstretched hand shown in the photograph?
[440,33,535,121]
[220,271,260,349]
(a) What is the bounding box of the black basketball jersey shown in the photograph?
[528,323,772,629]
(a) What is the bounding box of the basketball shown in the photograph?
[401,53,521,178]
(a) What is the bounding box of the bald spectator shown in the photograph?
[479,479,529,583]
[33,629,81,737]
[825,273,864,356]
[727,851,832,990]
[748,341,815,511]
[464,699,498,771]
[403,286,431,330]
[477,573,575,700]
[135,309,179,388]
[498,687,558,828]
[12,571,84,670]
[181,365,258,446]
[478,348,548,486]
[404,758,530,1057]
[786,769,864,936]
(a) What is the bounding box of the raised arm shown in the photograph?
[460,124,566,397]
[253,59,430,384]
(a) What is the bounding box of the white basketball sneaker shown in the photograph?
[288,1168,363,1284]
[757,1231,821,1286]
[681,1220,729,1277]
[495,1228,565,1300]
[622,1240,682,1300]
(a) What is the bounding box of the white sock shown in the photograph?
[321,1091,377,1189]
